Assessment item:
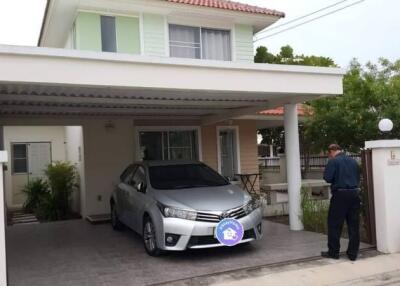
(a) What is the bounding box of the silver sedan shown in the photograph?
[110,160,262,256]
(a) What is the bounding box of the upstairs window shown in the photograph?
[100,15,117,52]
[169,24,231,61]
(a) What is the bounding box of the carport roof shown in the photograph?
[0,45,344,125]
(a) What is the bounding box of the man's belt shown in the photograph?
[336,188,361,192]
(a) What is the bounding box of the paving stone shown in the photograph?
[6,219,371,286]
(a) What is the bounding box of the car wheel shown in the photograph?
[143,217,162,256]
[111,203,124,231]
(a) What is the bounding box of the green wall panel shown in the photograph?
[143,13,166,57]
[116,16,141,54]
[234,24,254,62]
[75,12,101,51]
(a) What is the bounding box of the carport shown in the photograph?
[0,44,346,285]
[6,219,373,286]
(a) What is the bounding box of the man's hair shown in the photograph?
[328,143,342,151]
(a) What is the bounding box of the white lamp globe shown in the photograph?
[378,118,393,132]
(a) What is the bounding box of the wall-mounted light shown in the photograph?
[104,121,115,132]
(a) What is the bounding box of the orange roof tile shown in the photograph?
[165,0,285,17]
[259,104,311,116]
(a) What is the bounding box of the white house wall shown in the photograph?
[64,126,84,215]
[82,119,134,216]
[3,126,66,208]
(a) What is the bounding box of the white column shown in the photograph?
[284,104,303,231]
[365,140,400,253]
[0,151,8,285]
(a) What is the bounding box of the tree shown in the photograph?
[254,44,336,67]
[254,46,275,64]
[256,45,336,155]
[304,58,400,153]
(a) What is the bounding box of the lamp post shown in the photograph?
[378,118,393,139]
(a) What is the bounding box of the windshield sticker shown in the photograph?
[216,218,244,246]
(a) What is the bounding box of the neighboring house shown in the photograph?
[257,104,311,157]
[0,0,344,224]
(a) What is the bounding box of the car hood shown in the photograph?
[152,184,252,211]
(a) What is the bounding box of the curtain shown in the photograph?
[169,24,201,59]
[201,28,231,61]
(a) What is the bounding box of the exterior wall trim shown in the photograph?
[77,9,140,18]
[0,45,345,76]
[139,12,145,55]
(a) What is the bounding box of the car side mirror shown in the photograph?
[137,182,147,193]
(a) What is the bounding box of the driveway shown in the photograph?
[6,219,370,286]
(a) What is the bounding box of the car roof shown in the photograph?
[143,160,202,167]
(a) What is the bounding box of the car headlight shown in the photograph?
[243,198,261,215]
[157,203,197,221]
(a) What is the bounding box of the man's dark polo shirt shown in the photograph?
[323,152,360,192]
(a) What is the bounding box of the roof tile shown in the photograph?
[165,0,285,17]
[259,104,311,116]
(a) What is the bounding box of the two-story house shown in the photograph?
[0,0,344,233]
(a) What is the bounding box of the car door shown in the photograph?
[117,164,137,226]
[125,165,148,233]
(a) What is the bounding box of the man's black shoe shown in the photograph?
[346,252,357,261]
[321,251,339,259]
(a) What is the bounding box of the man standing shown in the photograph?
[322,144,361,261]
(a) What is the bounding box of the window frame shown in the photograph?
[100,15,117,53]
[11,143,28,175]
[135,126,202,162]
[168,23,232,61]
[130,165,146,189]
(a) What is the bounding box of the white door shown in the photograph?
[27,142,51,181]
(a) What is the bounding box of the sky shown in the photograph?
[0,0,399,68]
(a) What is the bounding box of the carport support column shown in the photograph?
[0,151,8,285]
[284,104,303,231]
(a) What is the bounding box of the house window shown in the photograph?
[12,144,28,174]
[169,24,231,61]
[101,15,117,52]
[139,130,198,161]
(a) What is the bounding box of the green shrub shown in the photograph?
[40,161,78,220]
[21,161,78,221]
[301,187,330,234]
[35,192,59,221]
[22,179,48,213]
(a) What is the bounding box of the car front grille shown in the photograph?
[196,205,247,223]
[188,229,256,247]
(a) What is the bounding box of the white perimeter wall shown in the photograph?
[3,126,66,208]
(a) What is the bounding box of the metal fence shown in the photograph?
[259,154,361,170]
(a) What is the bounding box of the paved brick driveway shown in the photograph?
[6,219,365,286]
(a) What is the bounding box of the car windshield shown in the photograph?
[149,163,229,190]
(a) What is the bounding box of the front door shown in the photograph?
[219,129,237,179]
